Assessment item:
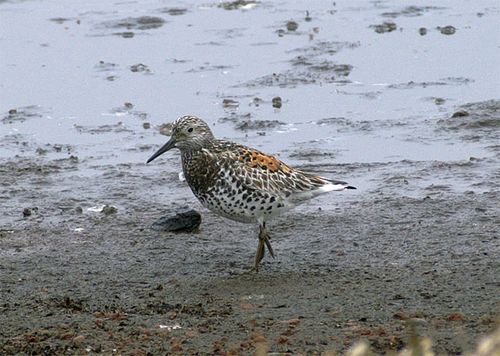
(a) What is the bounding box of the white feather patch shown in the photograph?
[290,182,347,203]
[318,183,347,192]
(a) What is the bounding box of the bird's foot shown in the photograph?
[251,225,276,272]
[259,226,275,259]
[248,265,259,273]
[263,233,275,259]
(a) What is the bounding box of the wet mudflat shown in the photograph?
[1,0,499,354]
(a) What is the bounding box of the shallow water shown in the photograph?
[2,1,499,167]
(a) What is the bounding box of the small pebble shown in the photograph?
[451,110,469,118]
[102,205,117,215]
[418,27,427,36]
[286,21,298,32]
[439,25,456,35]
[305,11,312,22]
[130,63,149,72]
[272,96,282,108]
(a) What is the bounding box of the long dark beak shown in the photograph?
[147,137,175,163]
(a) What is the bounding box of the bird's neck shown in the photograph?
[180,145,215,197]
[180,147,201,161]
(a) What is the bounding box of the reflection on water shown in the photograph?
[1,0,498,185]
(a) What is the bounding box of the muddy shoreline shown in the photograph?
[1,153,498,354]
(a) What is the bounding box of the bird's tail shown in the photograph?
[318,180,356,192]
[309,175,356,192]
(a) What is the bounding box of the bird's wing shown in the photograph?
[212,142,351,201]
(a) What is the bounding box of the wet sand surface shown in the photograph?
[1,0,499,354]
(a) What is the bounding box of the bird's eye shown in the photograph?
[187,127,194,133]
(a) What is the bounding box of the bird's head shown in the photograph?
[147,115,214,163]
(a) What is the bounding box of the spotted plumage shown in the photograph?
[147,115,356,271]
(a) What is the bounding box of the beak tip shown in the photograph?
[147,138,175,164]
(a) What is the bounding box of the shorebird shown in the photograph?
[147,115,355,271]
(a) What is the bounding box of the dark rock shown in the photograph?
[439,25,456,35]
[130,63,150,73]
[151,207,201,233]
[22,207,38,217]
[286,21,298,32]
[419,27,427,36]
[272,96,282,108]
[451,110,469,118]
[102,205,117,215]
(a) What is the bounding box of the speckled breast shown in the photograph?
[181,150,287,224]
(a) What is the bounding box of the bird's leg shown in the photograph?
[261,222,275,259]
[252,222,275,272]
[253,236,265,272]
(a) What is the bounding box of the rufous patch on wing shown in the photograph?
[239,149,291,173]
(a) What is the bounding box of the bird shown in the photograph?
[147,115,356,271]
